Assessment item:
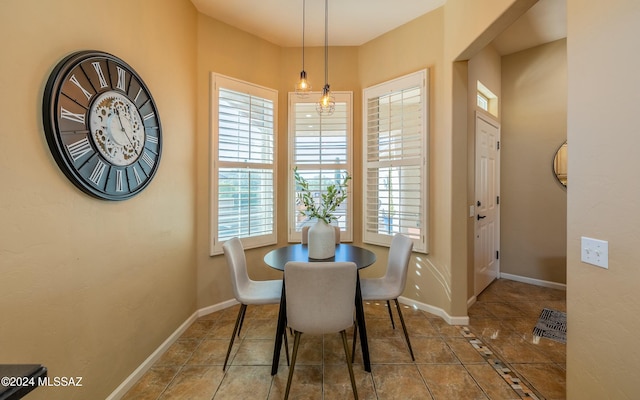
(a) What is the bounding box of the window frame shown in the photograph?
[362,70,429,253]
[210,73,278,255]
[287,91,353,243]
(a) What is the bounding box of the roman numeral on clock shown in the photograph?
[60,107,85,124]
[89,160,107,185]
[69,74,93,101]
[92,62,108,88]
[116,66,127,91]
[67,137,92,161]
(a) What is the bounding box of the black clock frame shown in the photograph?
[43,50,162,201]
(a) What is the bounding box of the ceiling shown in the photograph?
[190,0,566,54]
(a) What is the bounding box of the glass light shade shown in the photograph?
[316,84,335,116]
[295,70,312,98]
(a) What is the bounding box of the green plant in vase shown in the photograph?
[294,168,351,224]
[295,167,351,258]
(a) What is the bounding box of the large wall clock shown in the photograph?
[43,50,162,200]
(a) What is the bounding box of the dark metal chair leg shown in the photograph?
[394,299,415,361]
[223,303,247,371]
[341,330,359,399]
[237,303,248,336]
[284,331,302,400]
[386,300,396,329]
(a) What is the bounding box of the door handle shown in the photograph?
[477,214,486,220]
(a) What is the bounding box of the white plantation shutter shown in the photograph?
[363,70,428,252]
[288,92,353,242]
[211,74,277,255]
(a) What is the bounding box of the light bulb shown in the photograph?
[316,84,335,116]
[295,70,311,98]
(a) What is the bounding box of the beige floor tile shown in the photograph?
[363,337,414,363]
[411,336,459,364]
[371,364,433,399]
[418,364,488,400]
[323,363,375,400]
[158,366,224,400]
[445,337,486,363]
[156,338,202,366]
[404,315,440,337]
[241,317,279,339]
[269,364,322,400]
[207,318,242,339]
[121,366,180,400]
[181,319,216,339]
[483,332,552,364]
[289,334,323,365]
[214,365,273,399]
[465,364,521,400]
[187,338,234,366]
[231,338,284,366]
[512,363,566,400]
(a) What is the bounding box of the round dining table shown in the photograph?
[264,243,376,375]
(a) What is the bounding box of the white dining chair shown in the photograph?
[354,233,415,361]
[221,237,289,371]
[283,261,358,400]
[300,224,341,244]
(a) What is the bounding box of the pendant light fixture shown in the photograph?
[316,0,335,116]
[295,0,311,98]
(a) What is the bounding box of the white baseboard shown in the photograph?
[106,299,238,400]
[198,298,238,317]
[499,272,567,291]
[467,295,477,309]
[398,296,469,326]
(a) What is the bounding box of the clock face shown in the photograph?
[43,50,162,200]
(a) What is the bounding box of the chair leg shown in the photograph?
[283,328,290,365]
[386,300,396,329]
[223,303,247,371]
[393,299,415,361]
[341,330,359,400]
[351,322,358,362]
[284,331,302,400]
[237,303,248,336]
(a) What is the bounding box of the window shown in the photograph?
[477,80,498,117]
[477,92,489,111]
[288,92,353,242]
[210,74,277,255]
[363,70,428,252]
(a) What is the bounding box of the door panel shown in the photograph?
[474,112,500,296]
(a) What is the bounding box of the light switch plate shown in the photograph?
[581,236,609,269]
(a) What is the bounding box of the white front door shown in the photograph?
[474,112,500,296]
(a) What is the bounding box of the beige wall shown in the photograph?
[567,0,640,396]
[501,39,567,284]
[0,0,197,399]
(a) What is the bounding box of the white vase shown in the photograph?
[307,220,336,259]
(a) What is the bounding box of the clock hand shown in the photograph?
[114,107,134,146]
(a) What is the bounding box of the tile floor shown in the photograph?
[122,279,566,399]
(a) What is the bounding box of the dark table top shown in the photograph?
[0,364,47,400]
[264,243,376,271]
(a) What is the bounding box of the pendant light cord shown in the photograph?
[302,0,306,70]
[324,0,329,86]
